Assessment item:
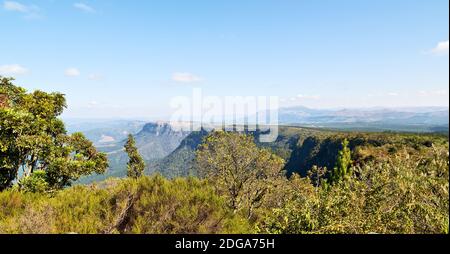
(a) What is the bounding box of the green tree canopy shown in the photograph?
[195,131,285,219]
[124,134,146,178]
[331,138,353,184]
[0,77,108,191]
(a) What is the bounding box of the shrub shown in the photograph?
[0,176,251,234]
[18,170,49,193]
[259,147,449,234]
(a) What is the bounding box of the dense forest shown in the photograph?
[0,77,449,234]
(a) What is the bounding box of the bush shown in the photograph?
[0,175,251,234]
[18,170,49,193]
[258,147,449,234]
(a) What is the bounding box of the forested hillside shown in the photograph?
[153,126,448,180]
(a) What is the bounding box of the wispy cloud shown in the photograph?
[431,40,449,55]
[0,64,29,75]
[172,72,203,83]
[3,1,42,19]
[73,3,95,13]
[64,68,81,77]
[3,1,27,12]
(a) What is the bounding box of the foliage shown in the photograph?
[124,134,146,178]
[330,139,353,184]
[0,77,108,191]
[0,125,448,234]
[258,146,449,234]
[0,175,251,234]
[18,170,49,193]
[195,131,285,220]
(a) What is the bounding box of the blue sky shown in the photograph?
[0,0,448,119]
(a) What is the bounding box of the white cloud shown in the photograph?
[0,64,29,75]
[387,92,399,97]
[3,1,27,12]
[172,72,202,83]
[73,3,95,13]
[3,1,41,18]
[65,68,81,77]
[431,40,449,55]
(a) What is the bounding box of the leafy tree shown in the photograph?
[124,134,145,178]
[331,139,352,184]
[195,131,285,219]
[0,77,108,191]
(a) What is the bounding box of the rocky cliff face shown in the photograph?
[139,122,190,137]
[79,122,192,183]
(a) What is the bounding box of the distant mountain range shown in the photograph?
[279,106,449,124]
[277,106,449,132]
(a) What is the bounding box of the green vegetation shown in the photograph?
[1,78,448,234]
[0,77,108,192]
[259,146,449,234]
[196,131,285,219]
[1,130,447,234]
[125,134,146,178]
[330,139,352,184]
[0,176,250,234]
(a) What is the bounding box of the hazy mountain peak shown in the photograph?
[140,122,175,136]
